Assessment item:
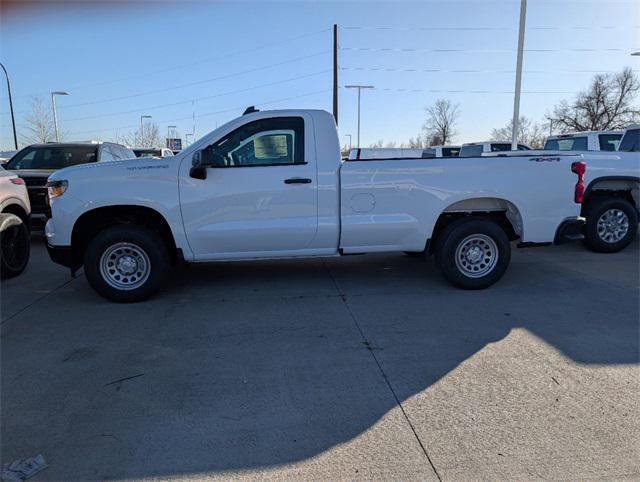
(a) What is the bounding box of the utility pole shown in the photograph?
[333,24,339,125]
[51,91,69,143]
[0,62,18,149]
[511,0,527,150]
[345,85,374,148]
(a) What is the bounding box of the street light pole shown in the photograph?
[140,115,152,146]
[345,134,352,151]
[511,0,527,150]
[0,62,18,149]
[345,85,374,148]
[51,91,69,142]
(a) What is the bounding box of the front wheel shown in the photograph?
[0,213,30,279]
[584,197,637,253]
[84,225,169,302]
[435,219,511,290]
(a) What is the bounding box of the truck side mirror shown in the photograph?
[189,150,207,180]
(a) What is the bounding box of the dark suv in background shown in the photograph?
[5,141,135,229]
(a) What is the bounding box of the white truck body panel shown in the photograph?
[46,109,583,263]
[339,154,581,250]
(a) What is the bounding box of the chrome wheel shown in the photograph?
[99,242,151,290]
[596,209,629,244]
[455,234,499,278]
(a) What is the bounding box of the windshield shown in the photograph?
[6,145,98,170]
[544,137,588,151]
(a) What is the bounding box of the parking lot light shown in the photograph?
[140,115,152,146]
[51,91,69,142]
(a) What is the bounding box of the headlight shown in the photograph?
[46,180,68,199]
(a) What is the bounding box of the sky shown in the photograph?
[0,0,638,150]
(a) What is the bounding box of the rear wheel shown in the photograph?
[435,218,510,289]
[0,213,30,279]
[584,197,637,253]
[84,225,169,302]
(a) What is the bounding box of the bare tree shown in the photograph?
[118,122,162,147]
[23,95,55,144]
[491,116,547,148]
[549,67,640,132]
[404,135,425,148]
[423,98,460,145]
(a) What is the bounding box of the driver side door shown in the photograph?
[179,115,319,259]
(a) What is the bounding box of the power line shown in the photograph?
[360,86,576,94]
[65,27,332,92]
[341,66,640,74]
[61,70,331,123]
[60,51,330,110]
[341,46,635,53]
[342,25,640,31]
[342,26,512,31]
[64,89,331,138]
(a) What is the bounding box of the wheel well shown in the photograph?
[429,210,519,254]
[1,203,30,228]
[582,180,639,217]
[71,205,179,266]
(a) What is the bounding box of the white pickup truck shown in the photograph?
[575,124,639,252]
[544,130,623,152]
[45,109,587,302]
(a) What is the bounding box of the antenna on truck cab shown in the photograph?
[243,106,259,115]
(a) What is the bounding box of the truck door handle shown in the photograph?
[284,178,312,184]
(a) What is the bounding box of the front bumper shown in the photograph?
[554,217,585,244]
[46,243,74,268]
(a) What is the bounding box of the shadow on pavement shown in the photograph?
[1,241,638,480]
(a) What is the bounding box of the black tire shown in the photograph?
[584,197,638,253]
[0,213,30,279]
[435,218,510,290]
[84,225,169,302]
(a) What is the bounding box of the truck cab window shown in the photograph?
[205,117,304,167]
[599,134,622,151]
[618,130,639,152]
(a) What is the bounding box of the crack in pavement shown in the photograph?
[323,262,442,481]
[1,273,84,327]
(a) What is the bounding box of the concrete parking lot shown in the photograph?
[1,237,639,480]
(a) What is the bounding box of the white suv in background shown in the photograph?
[544,131,623,152]
[0,167,31,278]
